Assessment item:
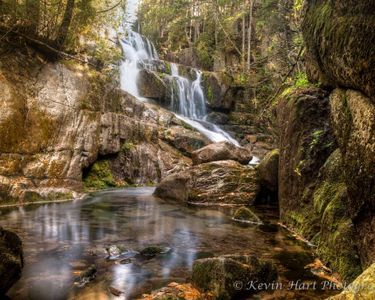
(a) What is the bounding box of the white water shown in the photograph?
[119,0,240,146]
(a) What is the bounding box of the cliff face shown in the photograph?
[0,49,208,204]
[277,0,375,281]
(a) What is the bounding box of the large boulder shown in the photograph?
[330,89,375,267]
[162,126,210,156]
[139,282,205,300]
[137,69,167,101]
[154,160,260,205]
[192,255,277,300]
[302,0,375,100]
[327,263,375,300]
[0,228,23,294]
[277,88,362,281]
[192,141,252,165]
[257,149,279,192]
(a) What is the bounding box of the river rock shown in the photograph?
[192,141,252,165]
[192,255,277,300]
[233,207,261,224]
[154,160,260,205]
[0,227,23,294]
[257,149,279,192]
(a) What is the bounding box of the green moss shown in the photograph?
[84,160,117,190]
[121,141,135,152]
[206,85,214,103]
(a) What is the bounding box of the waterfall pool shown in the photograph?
[1,188,339,299]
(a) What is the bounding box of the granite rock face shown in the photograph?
[0,51,207,203]
[303,0,375,100]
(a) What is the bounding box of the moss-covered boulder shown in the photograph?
[302,0,375,100]
[330,89,375,268]
[154,160,260,205]
[201,71,239,112]
[192,141,252,165]
[137,69,167,101]
[277,88,363,281]
[327,263,375,300]
[257,149,279,192]
[192,255,277,300]
[0,228,23,294]
[233,207,261,224]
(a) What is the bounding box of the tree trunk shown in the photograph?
[55,0,75,48]
[247,0,254,71]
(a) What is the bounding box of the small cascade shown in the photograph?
[119,0,240,146]
[169,63,206,119]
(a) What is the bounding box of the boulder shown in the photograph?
[205,112,229,125]
[0,227,23,294]
[192,255,277,300]
[327,263,375,300]
[302,0,375,100]
[192,142,252,165]
[154,160,260,205]
[153,173,191,202]
[330,89,375,267]
[277,87,362,281]
[257,149,279,192]
[137,69,167,101]
[233,207,261,224]
[162,126,210,156]
[201,72,237,112]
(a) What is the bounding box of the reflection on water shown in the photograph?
[0,188,338,300]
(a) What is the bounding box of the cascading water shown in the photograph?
[119,0,240,146]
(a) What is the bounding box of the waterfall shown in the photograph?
[119,0,239,146]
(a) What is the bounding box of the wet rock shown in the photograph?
[233,207,262,224]
[257,149,279,192]
[153,173,191,202]
[0,227,23,294]
[137,69,167,101]
[192,255,277,299]
[140,246,171,258]
[154,160,260,205]
[77,265,97,287]
[327,263,375,300]
[108,286,124,297]
[162,126,210,156]
[192,141,252,165]
[205,112,229,125]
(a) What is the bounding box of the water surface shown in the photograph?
[1,188,339,299]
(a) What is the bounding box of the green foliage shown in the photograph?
[84,160,117,190]
[294,72,310,88]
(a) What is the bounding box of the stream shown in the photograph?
[1,188,339,299]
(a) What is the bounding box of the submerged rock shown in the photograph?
[233,207,262,224]
[192,141,252,165]
[154,160,260,205]
[192,255,277,300]
[76,265,97,288]
[0,227,23,294]
[257,149,279,192]
[140,246,171,258]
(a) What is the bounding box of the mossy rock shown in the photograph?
[84,160,117,190]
